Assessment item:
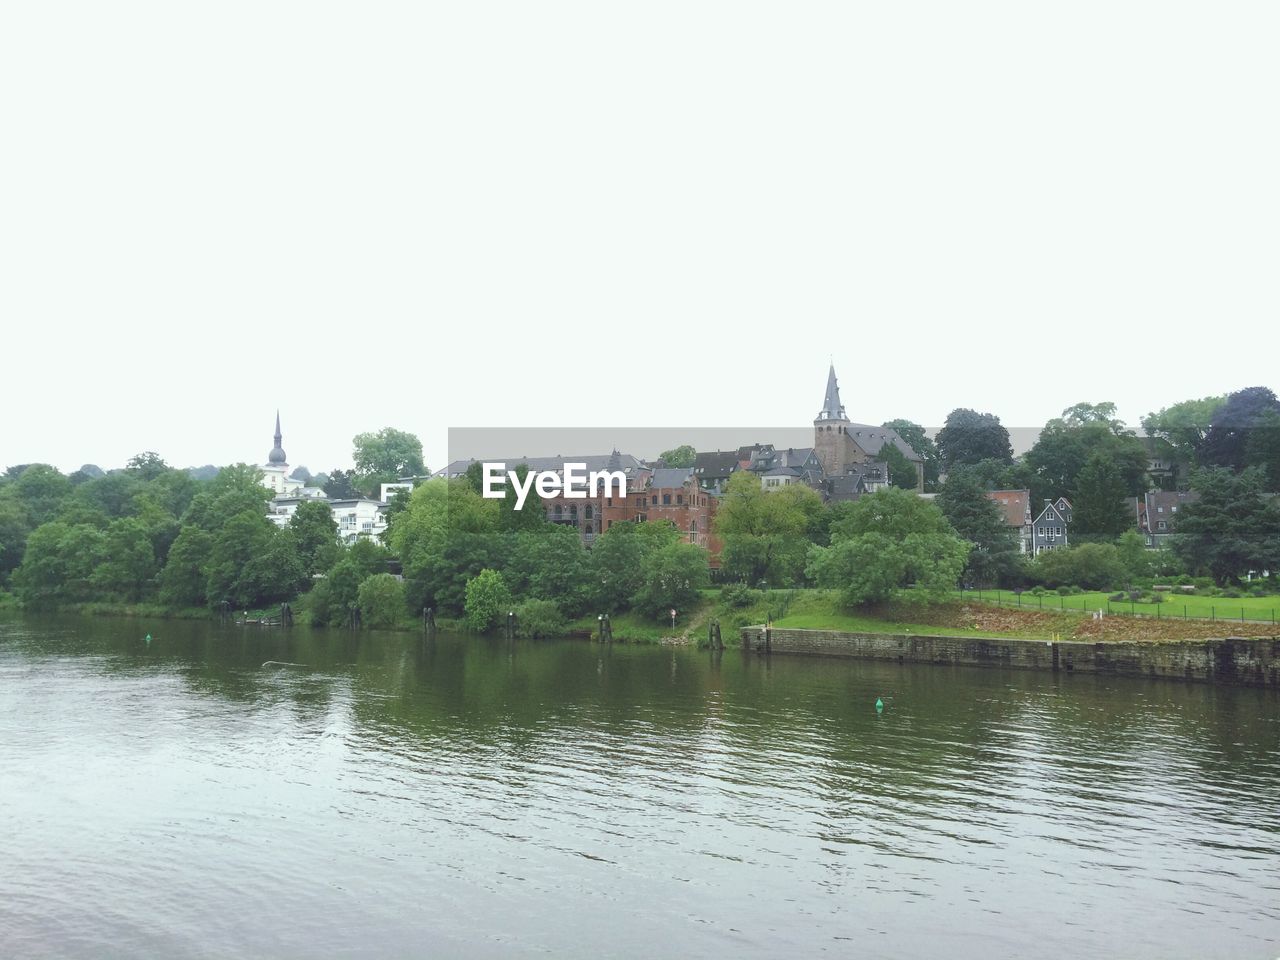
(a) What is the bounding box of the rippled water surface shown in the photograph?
[2,616,1278,959]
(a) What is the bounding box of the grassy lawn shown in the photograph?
[957,589,1280,623]
[565,611,677,643]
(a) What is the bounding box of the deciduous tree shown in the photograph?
[936,409,1013,469]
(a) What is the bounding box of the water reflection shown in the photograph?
[1,615,1278,959]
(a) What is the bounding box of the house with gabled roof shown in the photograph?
[985,489,1033,554]
[692,450,742,491]
[1031,499,1069,556]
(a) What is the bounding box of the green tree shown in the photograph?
[505,525,592,616]
[1171,467,1280,584]
[68,472,145,519]
[353,428,426,492]
[0,494,30,583]
[289,500,340,575]
[11,464,71,527]
[358,573,406,628]
[1142,396,1224,463]
[936,474,1023,586]
[1115,530,1152,582]
[882,419,940,490]
[589,522,648,612]
[1199,387,1280,471]
[631,542,710,619]
[1025,409,1148,503]
[713,472,821,587]
[496,464,550,532]
[238,527,309,609]
[322,468,361,500]
[125,451,170,481]
[659,445,697,468]
[13,522,108,608]
[205,511,302,609]
[181,464,270,532]
[91,518,157,602]
[159,526,214,607]
[1243,410,1280,491]
[807,488,970,604]
[935,409,1013,468]
[310,557,367,626]
[877,442,919,490]
[1071,451,1132,540]
[464,568,513,632]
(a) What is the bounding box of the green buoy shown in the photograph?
[875,697,884,712]
[145,633,152,644]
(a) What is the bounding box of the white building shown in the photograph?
[261,413,390,543]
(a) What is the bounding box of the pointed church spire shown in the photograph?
[268,411,287,465]
[817,363,847,421]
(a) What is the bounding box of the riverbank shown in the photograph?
[11,587,1279,649]
[740,625,1280,688]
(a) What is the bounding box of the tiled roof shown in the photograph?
[985,489,1030,528]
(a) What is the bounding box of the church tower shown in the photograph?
[262,411,301,497]
[814,363,855,476]
[268,411,287,468]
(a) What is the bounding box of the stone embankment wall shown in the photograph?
[740,627,1280,688]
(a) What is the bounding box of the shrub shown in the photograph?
[464,569,512,632]
[1030,543,1128,591]
[358,573,406,629]
[515,599,566,639]
[720,583,759,608]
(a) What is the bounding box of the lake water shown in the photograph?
[2,616,1278,959]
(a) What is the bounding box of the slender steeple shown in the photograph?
[268,410,287,465]
[816,363,847,422]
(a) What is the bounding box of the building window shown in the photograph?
[677,494,683,504]
[554,505,562,517]
[651,495,658,505]
[585,505,593,519]
[1157,521,1167,530]
[662,494,671,505]
[584,524,593,535]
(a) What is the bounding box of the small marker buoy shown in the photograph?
[145,634,152,643]
[875,697,884,712]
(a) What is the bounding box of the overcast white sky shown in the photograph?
[2,2,1276,475]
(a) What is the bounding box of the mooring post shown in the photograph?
[506,610,515,640]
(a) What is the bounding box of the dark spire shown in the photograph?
[816,363,847,421]
[268,410,287,464]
